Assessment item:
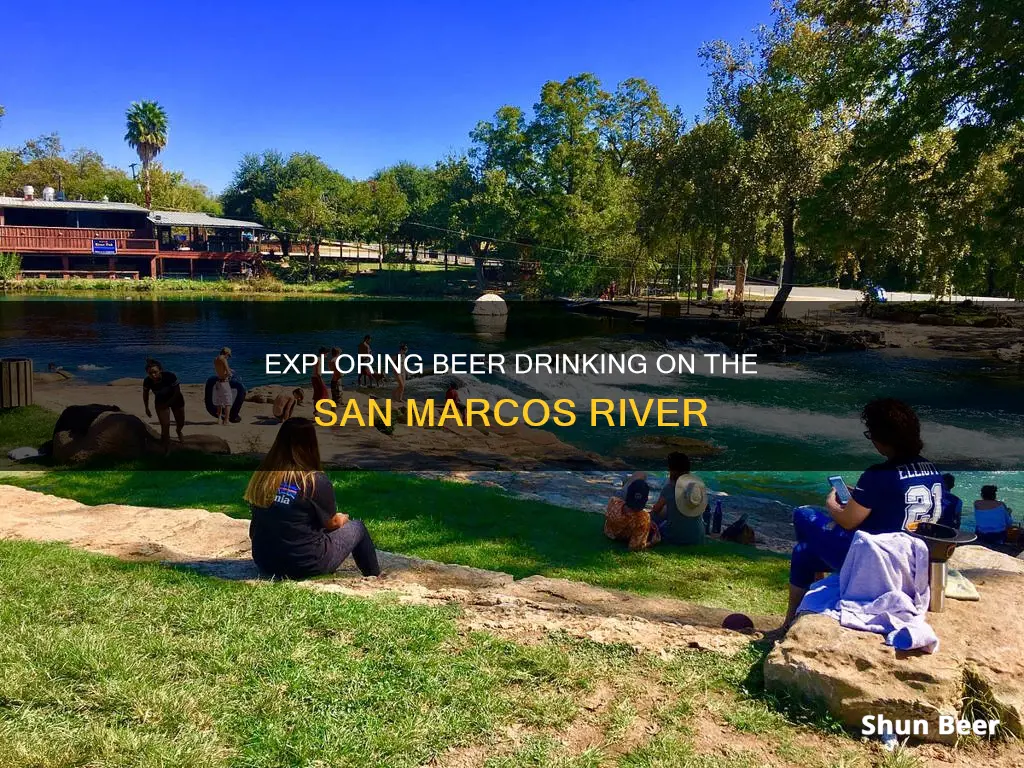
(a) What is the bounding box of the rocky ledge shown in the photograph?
[741,325,887,359]
[764,545,1024,744]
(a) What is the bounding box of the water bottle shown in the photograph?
[712,500,723,534]
[702,504,712,534]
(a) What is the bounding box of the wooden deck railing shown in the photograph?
[22,269,141,280]
[0,226,157,254]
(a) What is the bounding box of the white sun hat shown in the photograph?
[674,474,708,518]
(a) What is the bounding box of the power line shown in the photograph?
[406,221,664,269]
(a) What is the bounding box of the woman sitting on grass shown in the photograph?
[783,398,944,627]
[244,417,381,580]
[604,473,658,551]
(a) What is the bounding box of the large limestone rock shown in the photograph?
[764,545,1024,743]
[51,404,230,464]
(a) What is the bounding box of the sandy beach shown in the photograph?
[30,378,622,471]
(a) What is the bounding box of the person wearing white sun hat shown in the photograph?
[651,452,708,545]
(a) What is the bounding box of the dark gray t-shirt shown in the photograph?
[249,472,337,578]
[657,481,706,546]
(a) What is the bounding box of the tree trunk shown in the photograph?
[143,160,152,209]
[733,257,748,303]
[472,242,487,289]
[377,240,385,271]
[705,229,723,300]
[692,228,708,302]
[764,198,796,324]
[475,256,486,289]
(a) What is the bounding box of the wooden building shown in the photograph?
[0,189,264,279]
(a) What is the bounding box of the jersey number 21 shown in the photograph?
[904,483,942,528]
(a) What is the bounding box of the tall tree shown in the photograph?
[433,157,520,287]
[221,151,287,221]
[255,180,336,266]
[388,162,440,266]
[353,172,409,270]
[703,11,847,322]
[124,101,168,208]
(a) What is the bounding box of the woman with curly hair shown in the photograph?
[783,398,944,627]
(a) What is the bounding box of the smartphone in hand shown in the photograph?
[828,475,851,505]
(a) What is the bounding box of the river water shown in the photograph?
[2,295,1021,525]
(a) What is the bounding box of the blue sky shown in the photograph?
[3,0,771,194]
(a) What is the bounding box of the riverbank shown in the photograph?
[821,302,1024,360]
[11,383,830,553]
[597,297,1023,361]
[436,470,799,553]
[27,380,619,470]
[4,263,481,298]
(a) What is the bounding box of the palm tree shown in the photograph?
[124,101,168,208]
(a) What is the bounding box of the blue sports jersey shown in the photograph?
[939,492,963,529]
[850,457,944,534]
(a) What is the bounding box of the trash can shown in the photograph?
[0,358,33,408]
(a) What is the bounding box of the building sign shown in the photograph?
[92,239,117,254]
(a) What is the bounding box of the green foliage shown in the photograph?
[210,24,1019,303]
[0,135,218,212]
[220,150,287,221]
[3,2,1020,302]
[0,251,21,286]
[790,0,1024,300]
[123,100,168,162]
[355,171,410,268]
[124,100,169,207]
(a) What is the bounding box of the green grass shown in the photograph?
[11,276,356,295]
[4,467,790,615]
[0,406,59,457]
[9,264,481,299]
[0,539,628,767]
[1,405,788,614]
[0,539,865,768]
